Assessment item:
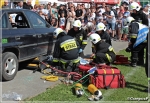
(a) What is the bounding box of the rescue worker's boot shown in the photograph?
[131,59,138,67]
[137,57,144,66]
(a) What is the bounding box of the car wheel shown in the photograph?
[2,52,18,81]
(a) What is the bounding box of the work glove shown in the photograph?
[79,49,83,53]
[47,55,53,61]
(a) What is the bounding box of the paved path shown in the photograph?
[1,40,128,102]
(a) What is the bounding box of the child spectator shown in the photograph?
[122,13,128,41]
[117,12,123,41]
[59,13,66,30]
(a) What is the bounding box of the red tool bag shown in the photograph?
[89,65,126,89]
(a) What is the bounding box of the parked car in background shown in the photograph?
[1,9,56,81]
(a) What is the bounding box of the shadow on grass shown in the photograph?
[126,81,148,92]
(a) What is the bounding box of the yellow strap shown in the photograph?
[41,75,58,82]
[106,53,111,62]
[103,69,106,74]
[130,35,137,38]
[82,41,87,45]
[111,69,114,74]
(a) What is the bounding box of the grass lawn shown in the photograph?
[25,50,149,102]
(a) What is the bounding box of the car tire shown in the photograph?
[2,52,18,81]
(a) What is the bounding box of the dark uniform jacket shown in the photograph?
[96,31,112,45]
[67,28,87,50]
[131,10,148,26]
[53,34,79,61]
[93,41,115,59]
[92,31,112,53]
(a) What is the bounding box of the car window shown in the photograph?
[25,11,47,28]
[8,12,30,28]
[0,13,8,28]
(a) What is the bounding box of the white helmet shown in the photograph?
[126,16,135,25]
[73,20,82,28]
[96,22,106,31]
[53,28,64,38]
[89,33,101,44]
[130,2,141,11]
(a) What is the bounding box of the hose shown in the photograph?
[41,75,59,82]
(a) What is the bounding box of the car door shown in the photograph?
[25,10,54,56]
[1,13,12,52]
[7,11,38,60]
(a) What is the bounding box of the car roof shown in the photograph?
[2,9,31,13]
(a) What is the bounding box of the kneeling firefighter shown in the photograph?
[125,16,148,67]
[89,33,116,65]
[52,28,80,72]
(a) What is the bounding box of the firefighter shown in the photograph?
[90,22,112,58]
[125,16,148,67]
[130,2,148,66]
[95,22,112,45]
[89,33,116,65]
[67,20,88,57]
[52,28,80,72]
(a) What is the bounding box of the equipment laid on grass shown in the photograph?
[89,65,126,89]
[113,55,130,65]
[74,83,84,97]
[88,84,103,101]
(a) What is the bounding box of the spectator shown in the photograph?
[65,11,75,32]
[75,4,83,20]
[122,13,128,41]
[81,4,86,20]
[58,5,67,18]
[119,6,124,14]
[67,2,73,12]
[102,3,106,9]
[38,10,45,20]
[38,4,49,16]
[143,5,149,17]
[2,0,10,9]
[111,6,118,18]
[23,0,33,10]
[50,17,58,28]
[116,6,120,15]
[51,3,58,19]
[32,4,39,12]
[70,6,76,19]
[116,12,123,41]
[59,13,66,30]
[105,5,116,39]
[16,1,23,9]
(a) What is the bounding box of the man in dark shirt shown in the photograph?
[75,4,83,20]
[23,0,33,10]
[58,5,67,18]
